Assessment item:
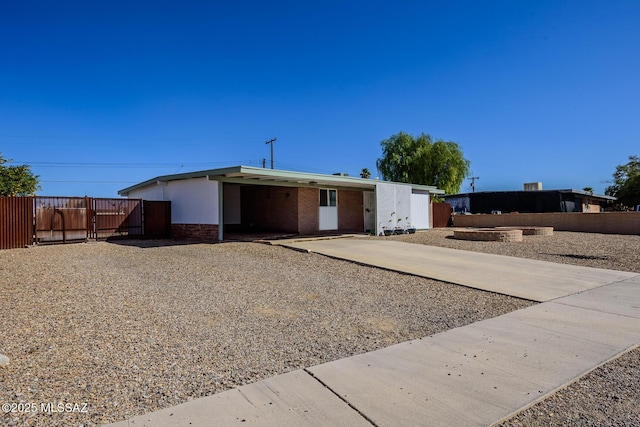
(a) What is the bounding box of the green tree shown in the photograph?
[0,153,40,196]
[360,168,371,179]
[605,155,640,209]
[375,131,470,194]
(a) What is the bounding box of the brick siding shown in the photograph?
[298,187,319,235]
[338,190,364,232]
[241,186,299,232]
[172,224,219,240]
[453,229,523,242]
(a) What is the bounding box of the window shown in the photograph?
[320,189,337,207]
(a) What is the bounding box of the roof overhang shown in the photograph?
[118,166,444,196]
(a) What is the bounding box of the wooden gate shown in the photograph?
[1,197,34,249]
[432,202,452,228]
[143,200,171,238]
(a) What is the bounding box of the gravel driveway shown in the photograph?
[1,240,530,426]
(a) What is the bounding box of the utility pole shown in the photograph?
[468,175,480,193]
[265,137,276,169]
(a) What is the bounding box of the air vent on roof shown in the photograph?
[333,172,349,176]
[523,182,542,191]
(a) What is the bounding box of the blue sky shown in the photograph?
[1,0,638,197]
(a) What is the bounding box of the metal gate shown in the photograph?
[35,197,89,243]
[34,197,143,243]
[1,197,34,249]
[91,198,143,239]
[2,197,169,248]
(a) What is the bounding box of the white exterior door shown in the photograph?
[319,188,338,230]
[363,192,375,232]
[411,191,430,229]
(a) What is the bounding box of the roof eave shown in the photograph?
[118,165,444,195]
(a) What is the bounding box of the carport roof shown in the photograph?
[118,165,444,196]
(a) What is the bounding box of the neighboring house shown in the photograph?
[118,166,444,240]
[445,188,616,214]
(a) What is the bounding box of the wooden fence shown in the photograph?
[1,197,171,249]
[432,202,452,228]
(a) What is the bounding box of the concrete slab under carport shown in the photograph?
[108,369,371,427]
[279,238,637,302]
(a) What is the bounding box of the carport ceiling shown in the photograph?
[218,166,375,190]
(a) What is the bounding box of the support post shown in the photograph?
[218,180,224,241]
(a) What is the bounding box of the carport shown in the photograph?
[118,166,443,241]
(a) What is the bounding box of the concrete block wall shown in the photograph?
[453,212,640,235]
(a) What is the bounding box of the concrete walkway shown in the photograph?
[109,240,640,427]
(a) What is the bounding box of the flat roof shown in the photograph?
[445,189,616,201]
[118,165,445,196]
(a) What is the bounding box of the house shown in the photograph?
[118,166,444,240]
[445,187,616,214]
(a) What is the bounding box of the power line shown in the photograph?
[9,160,254,169]
[41,180,137,184]
[0,134,214,142]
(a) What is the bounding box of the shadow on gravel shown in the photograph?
[106,232,369,249]
[544,253,610,261]
[105,239,215,249]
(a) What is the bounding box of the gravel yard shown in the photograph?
[2,230,639,427]
[0,240,532,426]
[376,229,640,426]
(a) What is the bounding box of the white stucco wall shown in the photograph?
[394,185,411,228]
[375,182,415,234]
[164,178,218,224]
[126,178,219,224]
[128,184,164,201]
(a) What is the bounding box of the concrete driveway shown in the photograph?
[277,238,636,301]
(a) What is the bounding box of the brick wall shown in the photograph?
[241,186,299,232]
[453,212,640,235]
[338,190,364,232]
[298,187,319,235]
[453,228,523,242]
[172,224,219,240]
